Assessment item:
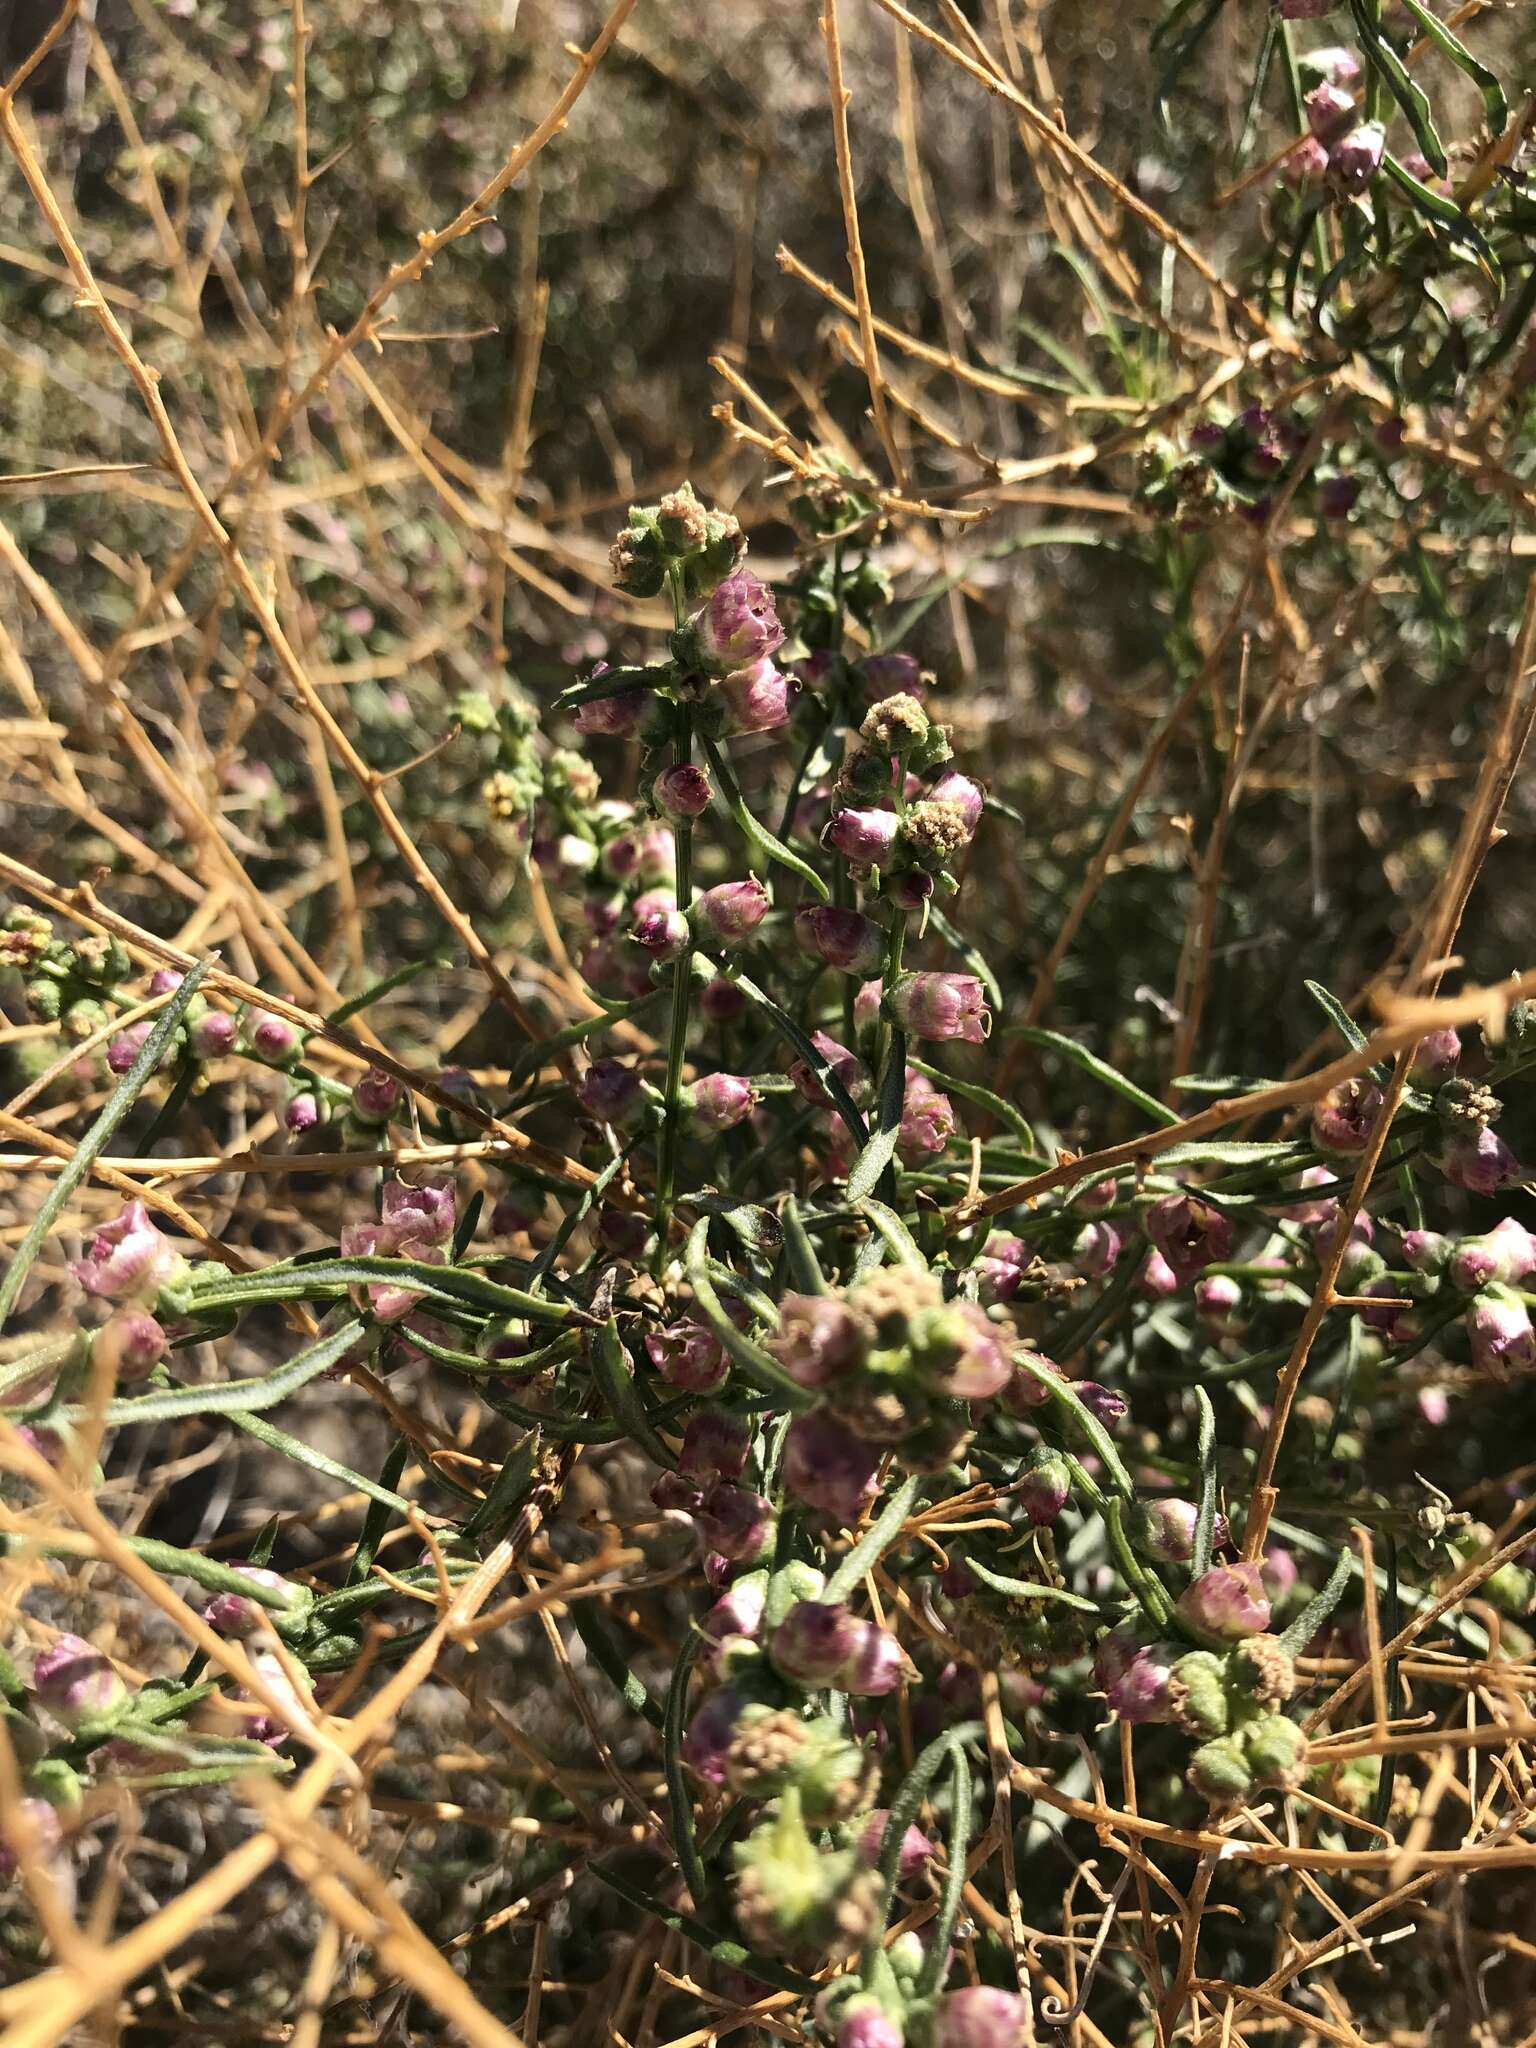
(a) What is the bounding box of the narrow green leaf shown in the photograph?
[962,1555,1100,1612]
[1395,0,1504,132]
[1349,0,1446,172]
[848,1028,906,1203]
[700,732,829,901]
[1277,1546,1355,1656]
[589,1318,674,1469]
[1191,1386,1219,1578]
[1006,1025,1178,1127]
[66,1318,363,1426]
[0,959,210,1333]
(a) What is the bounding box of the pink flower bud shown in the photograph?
[646,1320,728,1394]
[351,1067,401,1124]
[1145,1192,1233,1286]
[1329,120,1385,194]
[824,807,901,869]
[90,1308,167,1382]
[1305,81,1356,142]
[284,1091,320,1134]
[1281,135,1330,189]
[719,657,794,734]
[931,1987,1032,2048]
[1019,1446,1072,1527]
[72,1201,179,1303]
[696,1484,775,1563]
[1093,1626,1175,1724]
[690,571,784,673]
[899,1070,954,1161]
[1418,1386,1450,1427]
[682,1685,746,1784]
[685,1074,758,1133]
[652,764,713,819]
[579,1059,646,1125]
[1468,1285,1536,1377]
[859,652,924,701]
[630,891,689,962]
[242,1008,302,1066]
[1138,1247,1181,1297]
[574,686,649,738]
[1311,1078,1384,1154]
[694,879,770,948]
[31,1634,127,1728]
[794,905,886,977]
[771,1600,862,1685]
[680,1410,751,1481]
[1301,45,1361,83]
[626,827,675,884]
[598,1208,650,1260]
[855,1809,934,1880]
[1261,1544,1298,1602]
[1440,1126,1522,1194]
[885,972,990,1045]
[925,770,984,836]
[203,1564,301,1638]
[1195,1273,1244,1335]
[1072,1380,1128,1428]
[999,1346,1064,1415]
[768,1293,865,1387]
[701,1576,768,1666]
[975,1233,1029,1305]
[1176,1562,1271,1641]
[1075,1219,1124,1278]
[0,1797,64,1879]
[190,1010,237,1059]
[700,976,746,1023]
[380,1176,456,1249]
[783,1410,881,1523]
[841,1618,917,1696]
[1411,1027,1461,1084]
[1133,1497,1227,1563]
[790,1032,869,1110]
[1449,1217,1536,1292]
[106,1020,156,1075]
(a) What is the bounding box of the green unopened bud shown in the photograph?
[765,1561,828,1630]
[1482,1562,1535,1614]
[1243,1712,1309,1790]
[1166,1650,1230,1738]
[1187,1734,1254,1804]
[1231,1634,1297,1706]
[732,1787,882,1958]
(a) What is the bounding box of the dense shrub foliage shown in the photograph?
[3,1,1536,2044]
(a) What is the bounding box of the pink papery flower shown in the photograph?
[768,1294,866,1388]
[72,1201,180,1304]
[782,1410,881,1524]
[1441,1126,1523,1194]
[691,570,784,673]
[645,1319,728,1394]
[1092,1625,1175,1725]
[1468,1286,1536,1377]
[925,770,984,837]
[885,972,990,1045]
[794,905,886,977]
[898,1069,955,1161]
[719,657,794,733]
[686,1074,758,1133]
[694,879,770,948]
[824,808,902,868]
[1145,1192,1233,1286]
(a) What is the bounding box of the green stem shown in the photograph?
[654,707,696,1264]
